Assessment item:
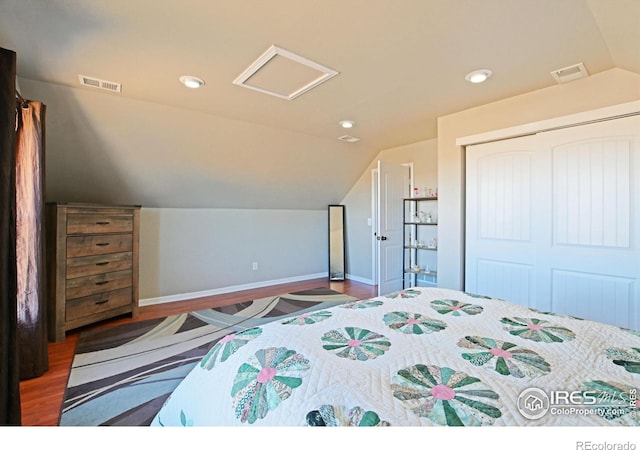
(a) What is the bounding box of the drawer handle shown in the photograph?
[95,261,110,266]
[95,281,109,286]
[95,300,108,305]
[96,242,110,247]
[96,221,111,225]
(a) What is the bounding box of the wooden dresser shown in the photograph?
[46,203,141,342]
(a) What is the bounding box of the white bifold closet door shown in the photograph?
[465,115,640,329]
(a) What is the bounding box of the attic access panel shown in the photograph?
[233,45,338,100]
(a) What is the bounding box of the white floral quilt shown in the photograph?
[151,287,639,426]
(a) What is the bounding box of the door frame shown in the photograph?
[371,162,414,289]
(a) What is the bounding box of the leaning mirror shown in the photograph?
[328,205,345,281]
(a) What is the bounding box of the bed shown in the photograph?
[150,287,639,426]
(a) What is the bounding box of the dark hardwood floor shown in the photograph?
[19,278,377,426]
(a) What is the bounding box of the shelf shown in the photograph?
[405,245,437,251]
[406,197,438,201]
[405,269,438,277]
[404,222,437,226]
[403,196,438,289]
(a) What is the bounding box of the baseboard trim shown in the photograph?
[139,272,329,306]
[346,273,375,285]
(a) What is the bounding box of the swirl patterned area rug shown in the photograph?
[59,287,358,426]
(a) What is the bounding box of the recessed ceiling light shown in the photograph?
[339,120,355,129]
[465,69,492,84]
[179,75,205,89]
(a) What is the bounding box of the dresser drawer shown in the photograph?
[47,202,140,342]
[67,213,134,235]
[66,269,133,299]
[66,252,133,279]
[67,234,133,258]
[65,287,133,322]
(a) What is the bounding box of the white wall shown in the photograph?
[342,139,438,283]
[139,208,326,303]
[437,68,640,290]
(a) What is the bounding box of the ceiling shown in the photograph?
[1,0,639,209]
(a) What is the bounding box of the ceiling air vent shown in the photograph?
[78,74,122,93]
[338,135,360,143]
[550,63,588,84]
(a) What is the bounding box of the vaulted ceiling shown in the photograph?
[1,0,638,209]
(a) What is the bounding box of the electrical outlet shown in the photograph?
[252,262,258,271]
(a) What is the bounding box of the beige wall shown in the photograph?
[437,68,640,290]
[139,207,326,302]
[342,138,438,283]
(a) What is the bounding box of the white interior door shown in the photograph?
[466,115,640,329]
[377,160,409,295]
[465,134,539,306]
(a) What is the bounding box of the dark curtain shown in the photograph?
[0,47,20,425]
[16,98,48,380]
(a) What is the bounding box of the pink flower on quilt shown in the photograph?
[383,311,447,335]
[430,299,483,316]
[501,317,575,343]
[281,310,332,325]
[199,327,263,370]
[231,347,310,424]
[392,364,502,426]
[322,327,391,361]
[457,336,551,378]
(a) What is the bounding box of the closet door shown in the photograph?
[466,115,640,329]
[537,116,639,329]
[465,134,539,307]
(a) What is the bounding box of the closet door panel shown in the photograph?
[465,135,538,307]
[552,135,630,248]
[540,115,639,329]
[466,114,639,329]
[475,259,533,305]
[551,270,633,329]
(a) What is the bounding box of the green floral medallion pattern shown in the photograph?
[322,327,391,361]
[501,317,575,343]
[383,311,447,335]
[231,347,310,424]
[528,308,584,321]
[200,327,262,370]
[431,299,483,317]
[385,289,421,299]
[306,405,391,426]
[281,310,332,325]
[341,299,384,309]
[581,380,640,425]
[155,409,193,427]
[179,410,193,426]
[464,292,492,300]
[622,327,640,338]
[391,364,502,426]
[605,348,640,374]
[457,336,551,378]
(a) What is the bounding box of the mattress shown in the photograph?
[151,287,639,426]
